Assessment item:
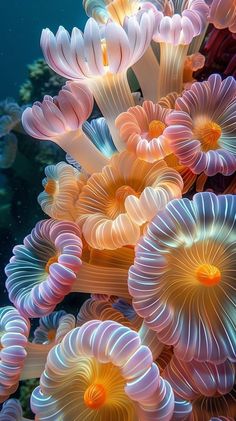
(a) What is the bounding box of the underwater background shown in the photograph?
[0,1,87,307]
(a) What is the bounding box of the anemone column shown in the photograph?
[88,72,135,148]
[158,43,189,99]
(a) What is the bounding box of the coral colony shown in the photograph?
[1,0,236,420]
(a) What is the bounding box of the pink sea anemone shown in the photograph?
[164,74,236,176]
[208,0,236,33]
[128,192,236,363]
[164,358,236,419]
[5,219,83,318]
[116,101,172,162]
[31,320,175,420]
[22,81,108,174]
[163,356,235,400]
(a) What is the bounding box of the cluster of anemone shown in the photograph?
[1,0,236,420]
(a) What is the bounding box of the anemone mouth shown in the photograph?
[42,356,136,420]
[193,118,222,152]
[44,179,58,196]
[44,254,59,274]
[148,120,166,140]
[164,239,229,297]
[195,263,221,286]
[84,383,107,410]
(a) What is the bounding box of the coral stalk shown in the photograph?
[132,47,160,102]
[88,72,135,150]
[72,261,130,298]
[158,43,189,99]
[55,129,109,174]
[20,343,52,380]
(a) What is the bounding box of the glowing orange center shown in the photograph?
[148,120,166,139]
[47,329,56,342]
[115,185,139,202]
[194,121,222,151]
[101,41,109,67]
[0,331,4,351]
[45,179,57,195]
[45,255,58,273]
[84,383,106,409]
[196,264,221,286]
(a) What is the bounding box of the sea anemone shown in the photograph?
[208,0,236,33]
[76,298,137,329]
[31,320,174,420]
[0,399,28,421]
[33,310,75,344]
[128,192,236,363]
[77,151,183,249]
[38,161,87,221]
[5,219,83,318]
[163,356,235,400]
[0,307,76,405]
[0,307,30,403]
[163,357,235,420]
[164,74,236,176]
[183,52,205,88]
[83,117,116,158]
[191,385,236,420]
[149,0,209,99]
[5,220,133,312]
[77,298,164,359]
[22,81,109,174]
[116,101,172,162]
[40,11,155,149]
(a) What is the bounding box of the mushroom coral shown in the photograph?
[31,320,175,420]
[128,192,236,363]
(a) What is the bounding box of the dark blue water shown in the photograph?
[0,0,87,99]
[0,1,87,306]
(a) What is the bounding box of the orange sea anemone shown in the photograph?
[77,151,183,249]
